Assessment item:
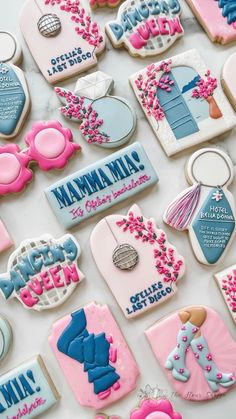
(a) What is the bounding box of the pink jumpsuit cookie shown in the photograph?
[49,302,140,409]
[20,0,105,84]
[146,306,236,401]
[185,0,236,44]
[91,205,185,318]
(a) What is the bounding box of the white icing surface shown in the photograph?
[1,1,236,418]
[0,31,22,63]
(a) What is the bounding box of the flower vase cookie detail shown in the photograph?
[0,31,30,139]
[55,71,136,148]
[163,148,236,265]
[130,49,236,156]
[91,205,185,318]
[215,265,236,325]
[146,306,236,401]
[106,0,184,57]
[0,234,84,311]
[20,0,105,84]
[185,0,236,44]
[49,302,140,409]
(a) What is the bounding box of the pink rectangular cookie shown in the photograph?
[215,265,236,324]
[49,302,139,409]
[186,0,236,44]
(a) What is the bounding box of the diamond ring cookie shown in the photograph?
[185,0,236,45]
[0,316,12,363]
[45,142,158,229]
[55,71,136,148]
[49,302,140,409]
[20,0,105,84]
[0,355,60,417]
[222,53,236,111]
[0,234,84,311]
[163,148,236,265]
[130,49,236,157]
[0,31,30,139]
[106,0,184,57]
[146,306,236,401]
[91,205,185,318]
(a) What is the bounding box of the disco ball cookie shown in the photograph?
[91,204,185,318]
[130,49,236,157]
[130,398,182,419]
[0,120,81,196]
[185,0,236,45]
[106,0,184,57]
[0,234,84,311]
[0,31,30,139]
[20,0,105,84]
[222,53,236,111]
[163,148,235,265]
[49,302,140,409]
[146,306,236,401]
[0,355,60,417]
[0,316,12,363]
[55,71,136,148]
[90,0,123,8]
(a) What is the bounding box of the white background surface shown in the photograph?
[1,1,236,418]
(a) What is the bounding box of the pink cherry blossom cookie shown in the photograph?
[130,398,182,419]
[25,120,81,170]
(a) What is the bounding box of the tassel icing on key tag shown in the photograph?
[0,31,30,139]
[163,148,236,265]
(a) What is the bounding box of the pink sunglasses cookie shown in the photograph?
[0,120,80,196]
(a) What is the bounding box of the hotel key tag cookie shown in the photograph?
[55,71,136,148]
[0,31,30,139]
[20,0,105,84]
[163,148,236,265]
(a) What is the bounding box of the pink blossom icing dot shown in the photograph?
[34,128,66,158]
[0,153,21,184]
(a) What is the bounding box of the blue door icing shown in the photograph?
[0,63,26,136]
[192,188,235,264]
[156,70,199,140]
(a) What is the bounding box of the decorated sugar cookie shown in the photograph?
[215,265,236,325]
[0,234,84,311]
[222,53,236,111]
[130,398,182,419]
[163,148,236,265]
[0,220,13,254]
[0,355,59,417]
[185,0,236,45]
[90,0,123,9]
[106,0,184,57]
[49,302,140,409]
[0,121,81,196]
[0,31,30,139]
[20,0,105,84]
[0,316,12,363]
[55,71,136,148]
[45,142,158,229]
[91,205,185,318]
[130,49,236,156]
[146,306,236,401]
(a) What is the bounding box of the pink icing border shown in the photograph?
[130,399,182,419]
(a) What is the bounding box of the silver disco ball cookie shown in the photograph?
[113,243,139,271]
[38,14,61,38]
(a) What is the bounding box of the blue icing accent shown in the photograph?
[216,0,236,24]
[156,70,199,140]
[0,64,26,136]
[57,309,120,395]
[91,97,135,144]
[192,188,235,264]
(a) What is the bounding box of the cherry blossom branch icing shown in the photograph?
[116,210,184,287]
[221,271,236,319]
[55,87,110,144]
[45,0,104,50]
[134,60,174,121]
[192,70,218,99]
